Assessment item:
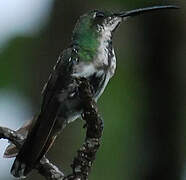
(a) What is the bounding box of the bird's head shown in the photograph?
[72,5,178,61]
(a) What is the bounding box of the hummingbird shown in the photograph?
[4,5,178,178]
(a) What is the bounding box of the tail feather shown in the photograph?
[10,136,57,178]
[11,159,29,178]
[10,97,60,178]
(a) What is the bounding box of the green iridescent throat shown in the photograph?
[72,16,100,61]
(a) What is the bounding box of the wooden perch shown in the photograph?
[0,78,104,180]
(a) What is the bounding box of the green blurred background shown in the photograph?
[0,0,185,180]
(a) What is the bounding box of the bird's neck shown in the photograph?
[72,30,113,66]
[93,30,113,67]
[72,29,99,62]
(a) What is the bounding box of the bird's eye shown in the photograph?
[93,11,105,26]
[96,12,105,18]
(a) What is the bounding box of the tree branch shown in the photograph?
[0,78,103,180]
[0,126,23,148]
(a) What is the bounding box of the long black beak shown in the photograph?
[115,5,179,18]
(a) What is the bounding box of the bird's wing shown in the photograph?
[41,48,74,111]
[11,48,76,178]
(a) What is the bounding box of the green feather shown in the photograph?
[72,13,100,61]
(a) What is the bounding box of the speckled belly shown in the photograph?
[55,72,109,133]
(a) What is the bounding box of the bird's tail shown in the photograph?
[10,134,57,178]
[10,97,60,178]
[10,117,38,178]
[11,159,32,178]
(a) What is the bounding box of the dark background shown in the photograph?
[0,0,185,179]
